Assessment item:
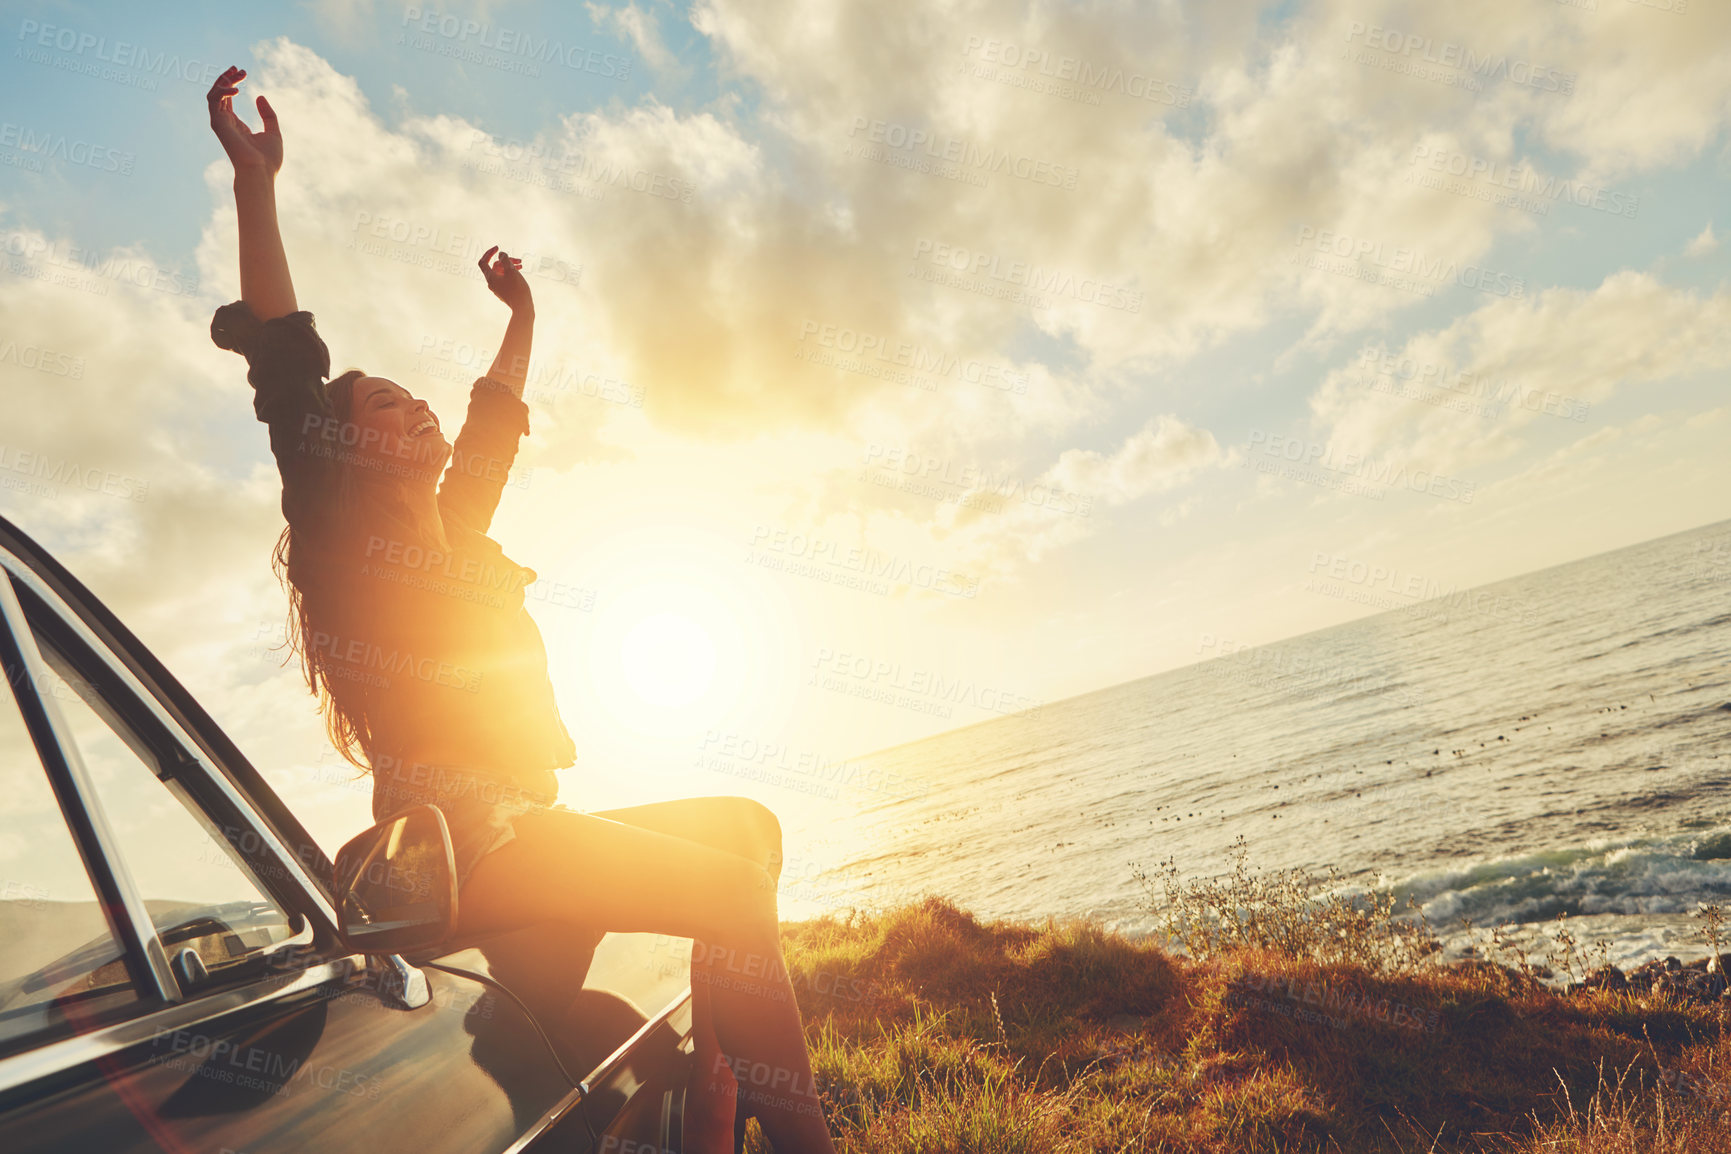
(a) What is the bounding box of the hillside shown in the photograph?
[764,898,1731,1153]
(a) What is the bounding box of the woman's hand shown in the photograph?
[478,245,534,315]
[207,65,283,177]
[481,246,535,394]
[213,63,296,317]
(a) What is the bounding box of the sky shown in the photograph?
[2,0,1729,877]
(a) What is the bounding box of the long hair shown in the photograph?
[274,518,376,769]
[269,369,412,771]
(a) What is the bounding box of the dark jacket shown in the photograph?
[211,301,573,816]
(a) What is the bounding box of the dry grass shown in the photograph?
[752,897,1731,1153]
[1133,835,1437,974]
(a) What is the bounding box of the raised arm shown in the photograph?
[436,247,537,532]
[207,66,297,321]
[478,245,534,397]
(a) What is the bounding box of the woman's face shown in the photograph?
[350,376,451,484]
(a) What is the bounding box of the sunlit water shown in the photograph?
[793,519,1731,971]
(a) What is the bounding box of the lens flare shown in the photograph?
[619,611,718,707]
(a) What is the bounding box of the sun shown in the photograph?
[587,580,738,729]
[534,520,806,791]
[619,611,718,707]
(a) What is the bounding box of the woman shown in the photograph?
[205,66,836,1153]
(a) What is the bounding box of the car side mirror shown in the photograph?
[331,804,458,955]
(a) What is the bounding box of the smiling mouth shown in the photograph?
[409,417,439,438]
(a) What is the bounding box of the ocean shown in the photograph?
[793,518,1731,972]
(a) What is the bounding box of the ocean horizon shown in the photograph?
[791,517,1731,973]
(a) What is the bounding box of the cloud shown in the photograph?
[220,37,1000,442]
[586,2,681,79]
[1308,271,1731,473]
[5,2,1731,778]
[213,6,1731,470]
[688,0,1731,364]
[13,6,1723,617]
[0,211,302,706]
[935,415,1228,572]
[1045,415,1225,507]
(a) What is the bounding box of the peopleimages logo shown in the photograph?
[150,1030,385,1101]
[400,6,631,79]
[1356,347,1590,424]
[809,647,1043,720]
[1245,430,1477,504]
[306,630,484,694]
[846,117,1080,190]
[797,322,1029,394]
[695,730,930,803]
[465,133,698,203]
[1,231,199,298]
[1293,226,1525,299]
[0,337,84,378]
[1408,144,1638,219]
[862,444,1091,518]
[0,123,134,174]
[910,238,1142,313]
[0,444,148,501]
[1343,21,1577,96]
[14,19,227,87]
[959,36,1191,107]
[747,524,981,599]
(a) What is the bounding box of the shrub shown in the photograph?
[1132,835,1438,973]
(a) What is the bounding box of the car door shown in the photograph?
[0,539,581,1154]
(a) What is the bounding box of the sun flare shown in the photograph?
[554,518,807,779]
[619,611,718,707]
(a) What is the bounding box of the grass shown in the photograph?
[1132,835,1438,975]
[753,894,1731,1153]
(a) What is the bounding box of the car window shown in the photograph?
[0,655,138,1054]
[29,631,308,990]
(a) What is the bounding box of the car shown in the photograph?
[0,511,696,1153]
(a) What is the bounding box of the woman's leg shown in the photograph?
[585,797,785,1149]
[587,796,784,885]
[457,802,834,1153]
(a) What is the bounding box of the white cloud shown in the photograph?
[6,0,1731,771]
[1309,271,1731,473]
[586,2,680,79]
[671,0,1731,402]
[1046,415,1225,507]
[934,415,1228,572]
